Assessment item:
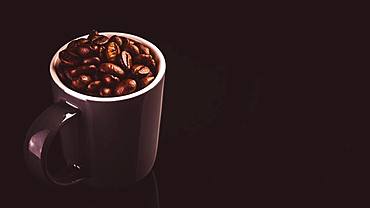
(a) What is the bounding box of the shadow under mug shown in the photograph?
[24,32,166,188]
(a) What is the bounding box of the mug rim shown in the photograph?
[50,32,166,102]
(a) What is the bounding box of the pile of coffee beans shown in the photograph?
[56,30,157,97]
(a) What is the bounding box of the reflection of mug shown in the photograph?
[24,32,166,188]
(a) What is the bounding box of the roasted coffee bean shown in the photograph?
[106,42,120,62]
[87,30,99,41]
[140,76,155,87]
[102,74,120,86]
[76,64,98,74]
[66,40,79,51]
[138,44,150,55]
[132,64,150,76]
[59,50,80,66]
[119,51,132,70]
[71,79,86,90]
[98,46,106,60]
[109,35,123,47]
[93,35,109,45]
[76,45,91,57]
[99,63,125,77]
[134,54,153,65]
[100,87,112,97]
[89,44,99,54]
[119,37,130,48]
[77,38,90,45]
[65,68,78,79]
[82,57,101,65]
[87,80,102,92]
[78,74,93,85]
[125,44,140,56]
[56,67,68,82]
[114,79,137,96]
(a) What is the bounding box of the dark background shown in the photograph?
[1,2,367,207]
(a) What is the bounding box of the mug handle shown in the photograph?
[24,101,87,186]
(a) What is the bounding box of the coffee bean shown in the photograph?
[119,37,130,48]
[140,76,155,87]
[59,50,80,66]
[106,42,120,62]
[125,44,140,56]
[89,44,99,54]
[102,74,120,86]
[87,30,99,41]
[65,68,78,79]
[71,79,86,90]
[93,35,109,45]
[114,79,137,96]
[56,67,68,82]
[76,45,91,57]
[87,80,102,92]
[138,44,150,55]
[99,63,125,77]
[132,64,150,76]
[134,54,152,65]
[77,38,90,45]
[119,51,132,70]
[109,35,123,47]
[98,46,106,60]
[76,64,98,75]
[99,87,112,97]
[66,40,79,51]
[78,74,93,85]
[82,57,101,65]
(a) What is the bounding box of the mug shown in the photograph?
[24,32,166,188]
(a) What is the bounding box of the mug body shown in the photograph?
[49,32,166,188]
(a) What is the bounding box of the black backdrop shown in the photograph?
[0,2,366,208]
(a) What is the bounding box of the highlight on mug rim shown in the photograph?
[50,32,166,102]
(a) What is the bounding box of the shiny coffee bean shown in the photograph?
[106,42,120,62]
[93,35,109,45]
[76,64,98,75]
[59,50,80,66]
[134,54,155,67]
[99,63,125,77]
[77,38,90,45]
[65,68,78,79]
[119,51,132,70]
[140,76,155,87]
[99,87,112,97]
[89,44,99,54]
[71,79,86,90]
[102,74,120,86]
[98,46,106,60]
[114,79,137,96]
[78,74,93,85]
[87,30,99,41]
[109,35,123,47]
[76,45,91,57]
[125,44,140,56]
[138,44,150,55]
[66,40,79,51]
[56,68,68,82]
[132,64,150,76]
[82,57,101,65]
[87,80,102,92]
[119,36,130,48]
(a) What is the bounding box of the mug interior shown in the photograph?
[50,32,166,102]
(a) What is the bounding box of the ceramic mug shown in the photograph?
[24,32,166,188]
